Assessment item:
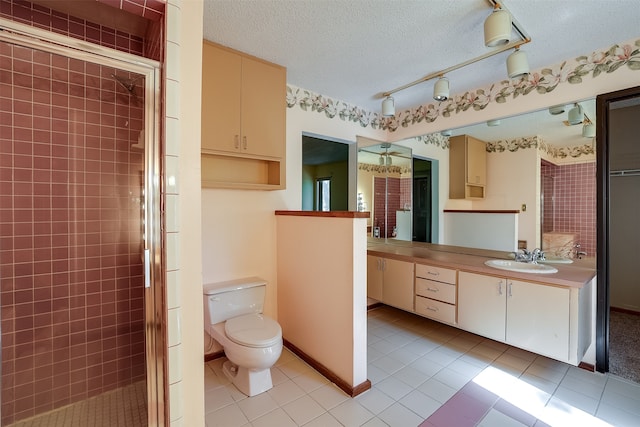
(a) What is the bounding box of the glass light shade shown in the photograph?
[433,77,449,101]
[549,104,566,115]
[568,104,584,125]
[582,122,596,138]
[487,119,501,127]
[381,96,395,116]
[507,49,529,79]
[484,9,512,47]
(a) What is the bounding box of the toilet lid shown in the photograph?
[225,313,282,348]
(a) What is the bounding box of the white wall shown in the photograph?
[201,101,386,319]
[475,148,540,249]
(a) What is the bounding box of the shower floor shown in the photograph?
[7,381,147,427]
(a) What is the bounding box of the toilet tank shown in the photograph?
[203,277,267,326]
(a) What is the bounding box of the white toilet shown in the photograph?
[203,277,283,396]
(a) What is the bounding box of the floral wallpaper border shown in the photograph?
[486,135,595,160]
[286,38,640,134]
[357,163,410,175]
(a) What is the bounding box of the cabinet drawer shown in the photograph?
[415,296,456,324]
[415,264,456,284]
[416,278,456,304]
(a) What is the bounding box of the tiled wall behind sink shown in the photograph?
[541,161,596,258]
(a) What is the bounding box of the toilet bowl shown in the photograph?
[203,277,283,396]
[209,313,282,396]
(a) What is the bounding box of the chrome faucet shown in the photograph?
[531,248,545,264]
[513,248,545,263]
[513,249,531,262]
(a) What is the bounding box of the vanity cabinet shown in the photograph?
[458,271,575,363]
[414,263,457,325]
[449,135,486,199]
[201,40,286,189]
[367,256,414,312]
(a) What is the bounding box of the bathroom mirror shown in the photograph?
[417,98,597,258]
[356,140,412,242]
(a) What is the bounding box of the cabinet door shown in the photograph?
[458,271,506,342]
[506,280,570,362]
[241,56,286,158]
[466,136,486,186]
[382,258,414,312]
[201,42,242,153]
[367,256,383,301]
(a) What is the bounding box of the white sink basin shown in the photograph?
[539,255,573,264]
[484,259,558,274]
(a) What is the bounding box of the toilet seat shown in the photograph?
[225,313,282,348]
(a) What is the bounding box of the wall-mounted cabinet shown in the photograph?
[449,135,486,199]
[201,40,286,190]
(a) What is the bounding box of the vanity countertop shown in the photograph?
[367,239,596,289]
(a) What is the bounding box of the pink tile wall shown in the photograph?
[400,177,411,210]
[0,39,146,424]
[1,0,165,60]
[544,162,597,257]
[373,177,411,238]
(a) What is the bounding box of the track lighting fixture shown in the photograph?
[433,77,450,101]
[548,104,566,115]
[582,121,596,138]
[379,1,530,116]
[484,4,512,47]
[507,47,529,79]
[381,96,395,116]
[567,103,584,125]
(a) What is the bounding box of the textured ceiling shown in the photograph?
[203,0,640,117]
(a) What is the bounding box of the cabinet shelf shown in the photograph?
[201,151,284,190]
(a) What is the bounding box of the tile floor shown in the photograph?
[204,306,640,426]
[7,381,147,427]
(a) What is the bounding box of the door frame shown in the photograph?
[595,85,640,373]
[0,18,165,424]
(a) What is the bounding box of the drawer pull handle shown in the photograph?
[426,287,439,292]
[427,271,439,276]
[426,306,438,312]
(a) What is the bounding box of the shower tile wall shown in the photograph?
[0,39,145,427]
[1,0,163,61]
[543,161,596,257]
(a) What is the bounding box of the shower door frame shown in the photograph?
[0,19,165,425]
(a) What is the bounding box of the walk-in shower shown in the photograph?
[0,17,162,426]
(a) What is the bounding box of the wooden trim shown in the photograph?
[275,210,370,219]
[283,339,371,397]
[610,306,640,316]
[204,350,225,363]
[443,209,520,214]
[367,302,383,310]
[578,361,595,372]
[595,85,640,373]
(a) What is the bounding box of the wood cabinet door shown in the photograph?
[458,271,506,342]
[201,42,242,153]
[367,256,383,301]
[466,136,486,186]
[241,56,286,158]
[506,280,570,362]
[382,258,414,312]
